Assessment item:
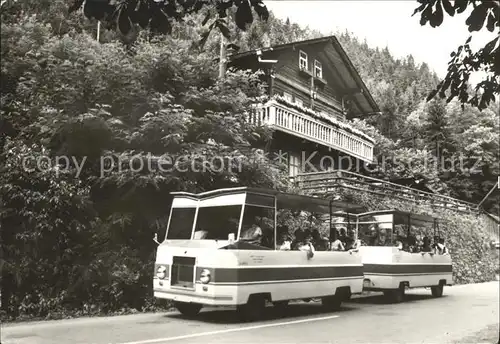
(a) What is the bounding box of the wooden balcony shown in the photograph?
[248,99,374,162]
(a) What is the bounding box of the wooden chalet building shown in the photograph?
[227,35,381,178]
[225,36,497,222]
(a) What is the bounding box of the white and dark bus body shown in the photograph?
[356,210,453,302]
[153,187,364,320]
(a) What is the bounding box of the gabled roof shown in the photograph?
[228,35,381,117]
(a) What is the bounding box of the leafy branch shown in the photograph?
[413,0,500,110]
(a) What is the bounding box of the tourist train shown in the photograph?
[153,187,453,321]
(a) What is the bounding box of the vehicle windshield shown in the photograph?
[193,205,241,240]
[166,207,196,240]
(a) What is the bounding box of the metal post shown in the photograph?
[274,196,277,250]
[407,214,411,238]
[97,21,101,42]
[355,213,359,240]
[329,200,333,242]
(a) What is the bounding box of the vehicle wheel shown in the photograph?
[431,284,444,297]
[384,288,404,303]
[237,296,266,322]
[321,295,341,311]
[175,302,202,317]
[273,300,289,312]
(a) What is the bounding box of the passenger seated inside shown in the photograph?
[261,228,274,248]
[339,227,348,246]
[421,236,432,253]
[407,235,418,253]
[292,229,305,250]
[394,235,404,250]
[330,229,345,251]
[297,231,315,258]
[435,237,449,255]
[368,224,378,246]
[344,228,361,252]
[277,227,292,251]
[240,223,263,245]
[431,235,440,252]
[311,229,328,251]
[415,234,423,252]
[374,228,389,246]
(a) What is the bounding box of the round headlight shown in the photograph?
[200,269,211,284]
[156,265,167,279]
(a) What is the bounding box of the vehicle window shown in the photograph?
[240,205,275,248]
[194,205,241,240]
[357,216,393,246]
[166,208,196,240]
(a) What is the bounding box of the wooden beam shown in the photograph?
[321,51,365,117]
[340,88,362,96]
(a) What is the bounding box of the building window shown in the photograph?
[299,50,308,70]
[314,60,322,78]
[283,92,293,102]
[289,152,301,177]
[295,98,303,107]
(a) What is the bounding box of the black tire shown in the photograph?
[384,288,404,303]
[272,300,289,312]
[175,302,202,317]
[237,296,266,322]
[431,284,444,297]
[321,295,341,311]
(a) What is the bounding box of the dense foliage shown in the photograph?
[0,11,287,320]
[69,0,269,45]
[1,1,498,321]
[412,0,499,110]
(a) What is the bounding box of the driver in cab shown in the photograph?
[240,223,263,245]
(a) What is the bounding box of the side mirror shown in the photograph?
[153,233,160,245]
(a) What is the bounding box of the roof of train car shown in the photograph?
[170,187,365,213]
[357,209,437,225]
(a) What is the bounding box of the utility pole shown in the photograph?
[218,32,226,80]
[97,21,101,42]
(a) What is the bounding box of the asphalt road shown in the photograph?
[2,282,498,344]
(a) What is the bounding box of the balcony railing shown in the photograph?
[296,170,480,214]
[296,170,499,240]
[248,100,374,162]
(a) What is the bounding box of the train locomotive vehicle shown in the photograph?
[153,187,365,321]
